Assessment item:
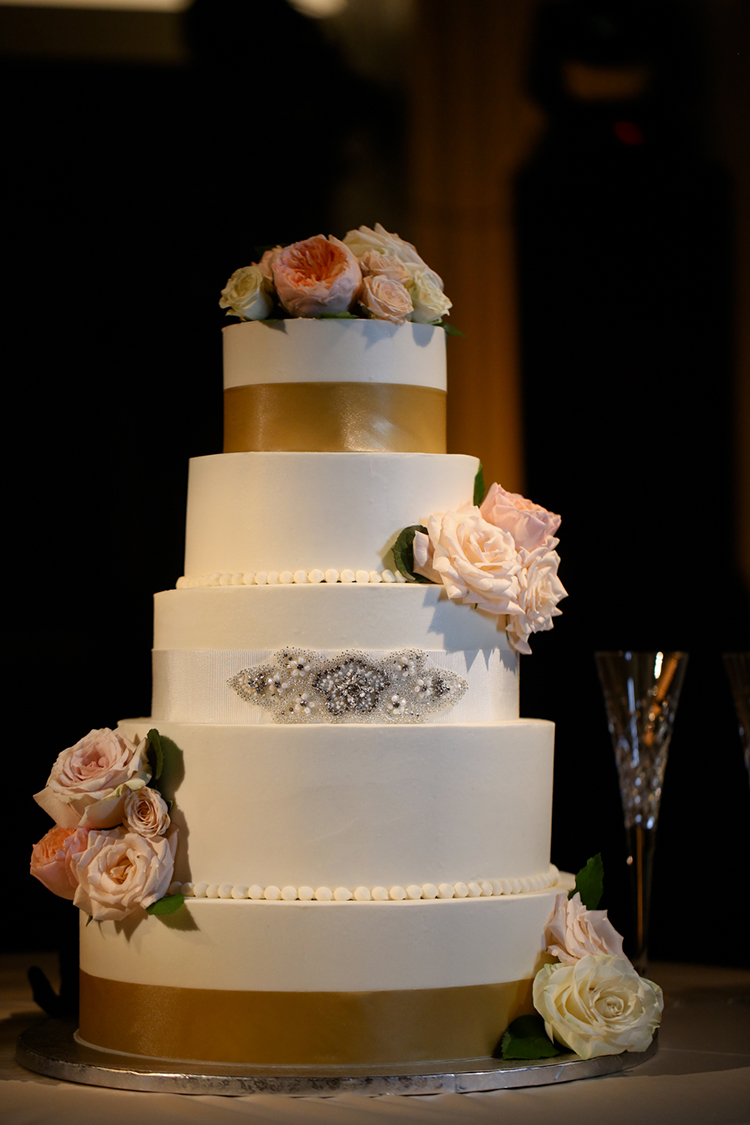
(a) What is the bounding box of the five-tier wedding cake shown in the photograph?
[30,226,589,1067]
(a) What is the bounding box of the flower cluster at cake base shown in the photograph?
[219,223,452,327]
[228,648,468,724]
[395,476,567,655]
[30,728,180,922]
[500,856,663,1061]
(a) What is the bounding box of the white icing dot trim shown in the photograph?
[176,569,405,589]
[178,867,558,902]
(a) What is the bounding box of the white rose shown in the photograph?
[506,546,567,655]
[359,275,413,324]
[34,728,150,830]
[416,503,523,616]
[123,786,170,839]
[406,267,452,323]
[71,826,178,922]
[343,222,445,290]
[533,955,663,1059]
[219,264,274,321]
[545,892,626,966]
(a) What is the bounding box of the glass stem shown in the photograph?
[625,823,656,974]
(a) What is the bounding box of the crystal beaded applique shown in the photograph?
[227,649,468,723]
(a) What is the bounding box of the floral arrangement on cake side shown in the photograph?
[501,856,663,1061]
[219,223,455,328]
[30,728,182,922]
[393,470,567,654]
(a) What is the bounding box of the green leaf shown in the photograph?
[473,462,485,506]
[146,893,185,917]
[146,729,164,781]
[498,1015,560,1059]
[391,525,432,583]
[317,311,360,319]
[437,321,465,337]
[570,853,604,910]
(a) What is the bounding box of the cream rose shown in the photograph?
[219,264,274,321]
[533,954,663,1059]
[506,546,567,655]
[343,223,444,290]
[413,504,523,616]
[71,826,178,922]
[480,482,561,552]
[34,728,150,830]
[406,268,452,323]
[359,275,413,324]
[545,892,626,966]
[123,786,170,839]
[272,234,362,318]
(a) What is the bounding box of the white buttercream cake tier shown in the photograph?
[183,451,479,577]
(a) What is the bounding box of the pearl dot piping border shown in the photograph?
[168,866,559,902]
[177,569,407,588]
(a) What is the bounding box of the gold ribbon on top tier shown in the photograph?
[223,383,447,454]
[221,320,449,454]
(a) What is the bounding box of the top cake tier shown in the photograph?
[223,320,447,454]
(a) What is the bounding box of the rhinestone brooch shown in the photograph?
[227,648,468,724]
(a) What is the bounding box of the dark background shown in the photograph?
[4,0,749,978]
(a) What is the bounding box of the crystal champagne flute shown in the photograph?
[723,653,750,785]
[596,651,688,972]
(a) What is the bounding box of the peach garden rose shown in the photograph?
[272,234,362,318]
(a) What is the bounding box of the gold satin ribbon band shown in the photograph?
[223,383,447,454]
[79,971,534,1066]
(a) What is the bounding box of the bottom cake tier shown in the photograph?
[77,882,571,1066]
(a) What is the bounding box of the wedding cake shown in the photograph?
[30,226,660,1070]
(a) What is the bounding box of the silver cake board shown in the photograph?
[16,1019,658,1096]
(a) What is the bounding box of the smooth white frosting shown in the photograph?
[117,719,553,891]
[183,452,479,576]
[79,878,574,993]
[223,319,446,390]
[154,584,512,653]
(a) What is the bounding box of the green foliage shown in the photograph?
[473,462,485,506]
[146,893,185,917]
[569,854,604,910]
[498,1015,560,1059]
[146,729,164,781]
[391,525,432,583]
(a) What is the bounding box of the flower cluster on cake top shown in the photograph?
[394,475,567,654]
[219,223,452,327]
[31,728,180,922]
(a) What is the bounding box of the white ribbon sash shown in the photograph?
[152,648,518,725]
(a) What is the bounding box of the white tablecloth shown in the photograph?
[2,954,749,1124]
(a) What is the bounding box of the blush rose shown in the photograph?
[71,826,178,922]
[413,504,523,616]
[544,892,626,966]
[123,786,170,839]
[34,728,150,830]
[480,482,561,552]
[506,546,567,655]
[359,275,413,324]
